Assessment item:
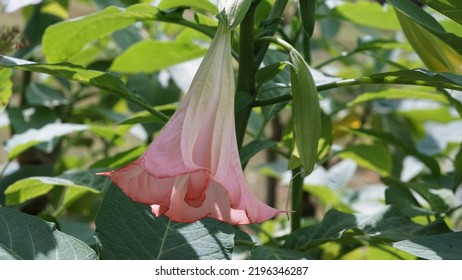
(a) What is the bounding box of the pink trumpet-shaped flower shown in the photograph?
[100,25,283,225]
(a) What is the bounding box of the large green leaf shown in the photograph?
[95,184,234,260]
[395,9,462,74]
[387,0,462,56]
[284,206,451,250]
[3,123,88,159]
[334,1,401,31]
[42,3,215,63]
[110,40,206,74]
[0,208,97,260]
[419,0,462,25]
[393,232,462,260]
[249,246,313,260]
[4,170,106,208]
[42,4,158,62]
[0,68,12,106]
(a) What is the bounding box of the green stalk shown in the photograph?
[291,167,303,232]
[235,2,258,150]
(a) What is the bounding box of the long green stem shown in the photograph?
[291,167,304,232]
[235,2,258,150]
[252,75,462,108]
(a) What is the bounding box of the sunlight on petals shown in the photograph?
[100,25,283,225]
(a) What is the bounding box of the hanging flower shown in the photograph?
[99,25,283,225]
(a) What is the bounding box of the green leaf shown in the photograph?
[255,62,288,86]
[304,185,352,212]
[0,208,97,260]
[385,184,435,217]
[334,2,401,31]
[366,69,462,91]
[4,123,88,159]
[158,0,218,13]
[42,4,159,62]
[95,184,234,260]
[338,144,392,176]
[348,128,441,176]
[289,49,321,175]
[383,177,455,214]
[395,9,462,74]
[419,0,462,25]
[0,55,167,122]
[388,0,462,56]
[4,172,104,206]
[240,140,276,168]
[110,40,207,74]
[393,232,462,260]
[347,88,448,107]
[284,206,450,250]
[0,68,12,106]
[284,208,357,250]
[249,246,313,260]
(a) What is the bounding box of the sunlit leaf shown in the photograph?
[4,171,105,206]
[338,144,392,176]
[393,232,462,260]
[395,10,462,74]
[334,2,400,31]
[419,0,462,25]
[388,0,462,56]
[4,123,88,159]
[110,40,207,74]
[42,4,159,62]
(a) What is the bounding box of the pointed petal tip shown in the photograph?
[96,171,111,177]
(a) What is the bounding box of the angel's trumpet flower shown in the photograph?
[100,25,282,225]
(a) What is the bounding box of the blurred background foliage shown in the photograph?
[0,0,461,260]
